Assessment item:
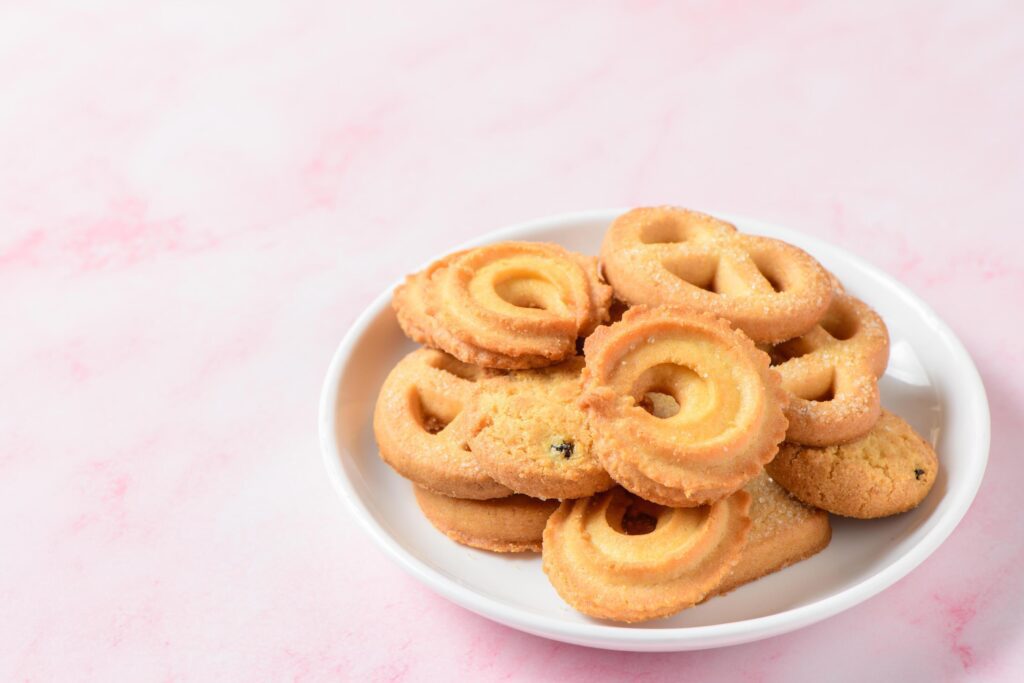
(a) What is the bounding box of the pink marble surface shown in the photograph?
[2,1,1021,680]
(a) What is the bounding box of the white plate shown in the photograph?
[319,209,989,652]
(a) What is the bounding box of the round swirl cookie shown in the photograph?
[542,487,751,622]
[394,242,612,369]
[580,305,789,507]
[766,410,939,518]
[601,207,833,344]
[466,357,614,501]
[414,485,559,553]
[373,348,511,499]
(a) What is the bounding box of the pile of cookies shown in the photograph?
[373,207,939,623]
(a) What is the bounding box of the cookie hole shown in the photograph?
[770,339,814,366]
[789,367,835,402]
[411,389,460,435]
[608,495,666,536]
[691,275,718,294]
[494,274,560,311]
[607,298,629,324]
[622,509,659,535]
[429,354,486,382]
[914,467,925,481]
[662,258,719,293]
[422,416,449,434]
[751,255,785,293]
[639,391,681,418]
[639,217,690,244]
[633,363,703,417]
[819,306,858,341]
[808,381,836,403]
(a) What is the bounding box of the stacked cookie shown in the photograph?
[373,207,939,623]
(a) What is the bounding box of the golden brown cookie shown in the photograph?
[708,473,831,597]
[466,357,614,501]
[580,306,789,507]
[394,242,613,369]
[414,485,559,553]
[601,207,833,344]
[373,349,511,499]
[393,251,551,369]
[766,410,939,518]
[542,487,751,622]
[770,288,889,446]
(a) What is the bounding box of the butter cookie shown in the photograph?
[581,306,789,507]
[709,473,831,597]
[373,349,510,499]
[467,357,614,500]
[542,487,751,622]
[414,485,558,552]
[394,242,612,369]
[601,207,832,344]
[766,411,938,518]
[769,288,889,446]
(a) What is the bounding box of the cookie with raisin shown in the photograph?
[467,357,614,500]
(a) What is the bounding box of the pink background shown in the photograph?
[2,1,1021,680]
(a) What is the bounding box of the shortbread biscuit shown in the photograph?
[394,242,612,369]
[580,306,789,507]
[414,485,558,552]
[543,487,751,622]
[766,411,939,518]
[709,473,831,597]
[373,349,510,499]
[394,252,551,369]
[467,357,614,500]
[770,288,889,446]
[601,207,833,343]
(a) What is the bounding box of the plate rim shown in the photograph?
[318,208,991,651]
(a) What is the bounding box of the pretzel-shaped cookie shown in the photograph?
[581,306,789,507]
[394,242,612,369]
[601,207,833,343]
[373,349,511,499]
[770,289,889,446]
[542,487,751,622]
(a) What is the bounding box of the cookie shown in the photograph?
[770,287,889,446]
[600,207,833,344]
[765,410,939,518]
[542,487,751,622]
[394,251,551,369]
[580,306,789,507]
[394,242,612,369]
[708,473,831,597]
[373,348,511,499]
[414,485,558,553]
[466,357,614,500]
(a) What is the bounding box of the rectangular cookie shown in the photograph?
[709,472,832,597]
